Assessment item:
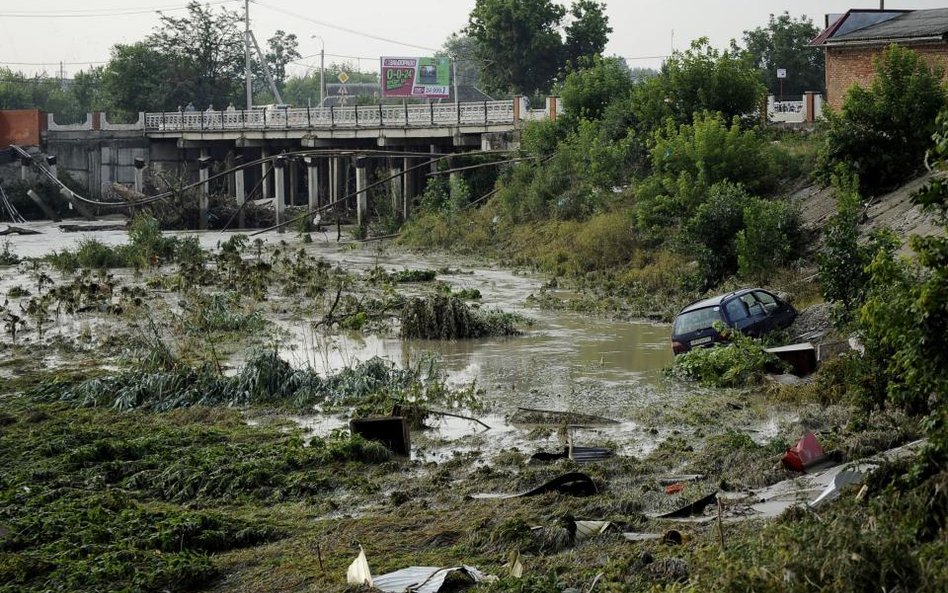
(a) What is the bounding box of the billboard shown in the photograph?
[381,57,451,98]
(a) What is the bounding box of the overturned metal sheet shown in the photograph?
[530,446,614,464]
[373,565,487,593]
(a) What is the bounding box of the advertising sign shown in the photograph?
[381,57,451,98]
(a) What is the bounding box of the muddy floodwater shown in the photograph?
[2,221,715,461]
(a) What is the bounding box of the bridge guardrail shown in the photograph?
[143,101,519,131]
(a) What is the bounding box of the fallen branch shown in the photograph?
[424,408,491,430]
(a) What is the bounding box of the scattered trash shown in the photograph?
[503,550,523,578]
[573,520,613,541]
[346,545,373,587]
[782,432,826,472]
[346,548,492,593]
[349,416,411,456]
[59,223,128,232]
[530,446,614,464]
[472,472,598,499]
[373,565,490,593]
[717,439,926,520]
[622,529,683,545]
[664,483,685,495]
[658,475,704,485]
[765,342,817,376]
[0,225,40,236]
[652,491,718,519]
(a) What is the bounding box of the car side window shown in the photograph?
[740,294,764,317]
[725,298,748,322]
[753,291,779,314]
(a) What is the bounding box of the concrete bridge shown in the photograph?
[36,98,558,228]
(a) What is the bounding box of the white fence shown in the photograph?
[767,94,823,124]
[143,101,518,131]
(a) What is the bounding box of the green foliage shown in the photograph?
[0,241,20,266]
[669,326,779,387]
[520,118,568,156]
[816,44,946,193]
[636,112,779,232]
[742,12,825,96]
[816,169,895,323]
[735,198,804,283]
[559,57,632,123]
[399,295,524,339]
[633,38,765,130]
[681,181,750,286]
[466,0,609,95]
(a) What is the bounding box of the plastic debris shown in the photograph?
[782,432,825,472]
[664,483,685,495]
[530,446,614,464]
[346,545,373,587]
[652,491,718,519]
[373,565,488,593]
[503,550,523,578]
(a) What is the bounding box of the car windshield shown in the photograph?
[674,306,722,335]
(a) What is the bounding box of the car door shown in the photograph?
[738,292,769,336]
[753,290,795,331]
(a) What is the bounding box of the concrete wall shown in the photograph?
[45,132,150,196]
[825,41,948,110]
[0,109,46,147]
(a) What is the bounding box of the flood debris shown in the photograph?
[346,545,373,587]
[652,491,719,519]
[372,565,491,593]
[0,225,40,235]
[472,472,598,499]
[573,520,614,541]
[764,342,817,376]
[349,416,411,456]
[530,446,614,464]
[503,550,524,578]
[622,529,684,545]
[782,432,826,472]
[658,475,705,485]
[718,439,926,520]
[399,295,522,339]
[510,407,618,426]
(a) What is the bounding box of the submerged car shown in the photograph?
[671,288,796,354]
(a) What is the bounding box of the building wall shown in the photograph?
[0,109,47,147]
[825,41,948,110]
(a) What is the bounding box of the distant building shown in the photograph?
[812,8,948,109]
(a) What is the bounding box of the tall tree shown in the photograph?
[466,0,567,95]
[439,33,483,91]
[743,12,824,97]
[563,1,611,67]
[146,0,244,108]
[102,43,177,113]
[264,30,301,90]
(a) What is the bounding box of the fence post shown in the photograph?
[379,104,384,126]
[484,101,488,123]
[307,105,311,128]
[330,105,335,127]
[430,102,434,125]
[355,105,359,127]
[457,101,461,124]
[404,101,409,126]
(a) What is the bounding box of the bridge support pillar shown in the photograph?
[261,148,272,200]
[330,156,342,212]
[273,155,286,232]
[289,158,299,205]
[402,157,415,219]
[390,167,402,216]
[355,157,368,228]
[234,155,246,229]
[306,157,319,212]
[198,149,211,230]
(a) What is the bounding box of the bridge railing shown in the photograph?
[143,100,519,131]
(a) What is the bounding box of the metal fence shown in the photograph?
[143,101,518,131]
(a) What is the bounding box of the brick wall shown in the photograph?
[825,41,948,110]
[0,109,47,147]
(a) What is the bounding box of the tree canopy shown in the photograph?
[742,12,824,97]
[465,0,611,95]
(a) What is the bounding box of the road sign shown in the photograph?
[776,68,787,79]
[338,71,350,84]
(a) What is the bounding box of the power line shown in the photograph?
[251,0,440,53]
[0,0,235,18]
[2,61,107,66]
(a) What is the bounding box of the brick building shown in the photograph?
[812,8,948,109]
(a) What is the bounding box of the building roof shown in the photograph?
[813,8,948,46]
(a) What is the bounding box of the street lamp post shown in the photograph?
[311,35,326,107]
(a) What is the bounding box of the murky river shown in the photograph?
[2,222,702,458]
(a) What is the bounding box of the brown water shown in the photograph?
[1,222,701,458]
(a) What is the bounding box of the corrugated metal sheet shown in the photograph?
[372,566,486,593]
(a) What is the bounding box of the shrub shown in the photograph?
[669,326,779,387]
[736,198,804,283]
[559,56,634,122]
[681,181,751,286]
[816,44,946,193]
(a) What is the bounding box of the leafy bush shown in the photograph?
[669,326,779,387]
[399,295,523,339]
[735,198,804,283]
[816,44,946,193]
[681,182,752,286]
[559,56,634,122]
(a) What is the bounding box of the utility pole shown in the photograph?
[245,0,253,110]
[312,35,326,107]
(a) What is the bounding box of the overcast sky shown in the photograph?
[2,0,947,79]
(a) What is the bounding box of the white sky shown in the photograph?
[2,1,947,78]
